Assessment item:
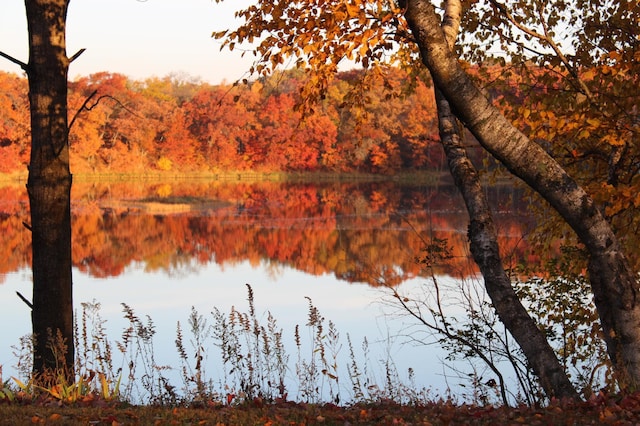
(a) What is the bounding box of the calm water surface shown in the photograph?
[0,179,528,402]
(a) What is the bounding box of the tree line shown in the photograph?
[0,68,461,175]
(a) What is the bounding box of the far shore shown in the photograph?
[0,169,518,187]
[0,170,451,185]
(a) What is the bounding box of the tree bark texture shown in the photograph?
[24,0,74,377]
[404,0,640,389]
[433,0,577,399]
[437,90,578,399]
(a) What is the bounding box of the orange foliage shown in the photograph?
[0,68,444,175]
[0,73,30,173]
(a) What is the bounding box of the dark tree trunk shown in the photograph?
[404,0,640,389]
[24,0,74,377]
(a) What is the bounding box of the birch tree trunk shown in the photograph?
[24,0,74,378]
[404,0,640,389]
[433,0,577,399]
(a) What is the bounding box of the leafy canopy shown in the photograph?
[212,0,417,109]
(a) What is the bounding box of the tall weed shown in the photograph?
[5,284,425,406]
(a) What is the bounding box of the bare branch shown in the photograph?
[389,286,510,406]
[68,89,98,131]
[0,50,27,70]
[65,91,140,158]
[69,48,86,63]
[16,291,33,309]
[68,91,141,134]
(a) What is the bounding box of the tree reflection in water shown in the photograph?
[1,179,530,283]
[0,179,531,401]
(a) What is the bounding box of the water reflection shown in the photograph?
[0,179,530,284]
[0,179,531,402]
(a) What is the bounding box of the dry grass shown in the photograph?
[3,285,432,408]
[0,170,447,186]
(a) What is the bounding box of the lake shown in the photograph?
[0,177,530,403]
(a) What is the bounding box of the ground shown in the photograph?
[1,392,640,425]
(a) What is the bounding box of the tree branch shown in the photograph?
[68,89,98,131]
[67,91,140,147]
[16,291,33,309]
[69,48,86,63]
[0,50,27,71]
[488,0,595,102]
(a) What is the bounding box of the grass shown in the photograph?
[2,285,432,407]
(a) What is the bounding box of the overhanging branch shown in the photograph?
[69,89,98,131]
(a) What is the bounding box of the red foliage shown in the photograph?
[0,68,445,175]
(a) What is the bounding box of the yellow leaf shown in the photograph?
[346,3,360,18]
[582,68,596,80]
[359,44,369,57]
[99,373,109,399]
[586,118,601,128]
[49,386,62,399]
[334,11,346,21]
[608,50,622,61]
[603,134,625,146]
[12,377,28,391]
[578,129,590,139]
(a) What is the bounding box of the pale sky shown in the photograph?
[0,0,257,85]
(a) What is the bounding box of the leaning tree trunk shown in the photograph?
[25,0,74,378]
[436,90,577,399]
[432,0,578,399]
[404,0,640,389]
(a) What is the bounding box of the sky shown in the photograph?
[0,0,257,85]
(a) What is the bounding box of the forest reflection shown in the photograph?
[0,179,531,286]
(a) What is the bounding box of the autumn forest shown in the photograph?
[0,65,535,286]
[0,68,459,175]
